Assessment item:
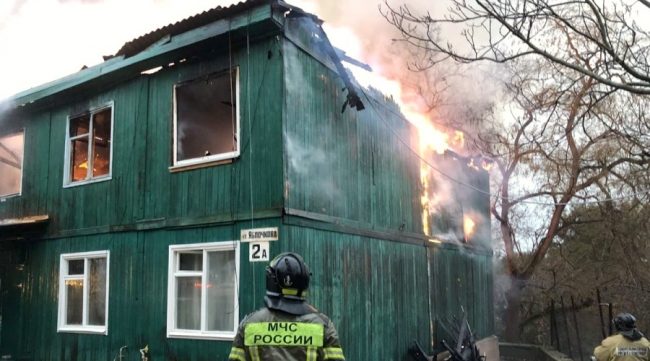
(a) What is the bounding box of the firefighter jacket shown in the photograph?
[594,332,650,361]
[228,307,345,361]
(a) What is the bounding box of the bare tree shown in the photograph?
[489,59,650,340]
[382,0,650,341]
[379,0,650,343]
[383,0,650,95]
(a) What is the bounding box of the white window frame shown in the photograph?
[171,68,240,169]
[57,250,110,335]
[63,101,114,187]
[167,241,240,340]
[0,129,25,199]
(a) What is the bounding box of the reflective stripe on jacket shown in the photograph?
[594,334,650,361]
[228,307,345,361]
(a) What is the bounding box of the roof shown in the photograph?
[112,0,271,58]
[7,0,283,109]
[4,0,356,112]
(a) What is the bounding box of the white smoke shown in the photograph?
[284,134,340,200]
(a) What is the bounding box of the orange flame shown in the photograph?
[481,159,494,171]
[338,33,464,237]
[463,215,476,242]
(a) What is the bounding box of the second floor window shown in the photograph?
[173,68,240,168]
[64,103,113,186]
[0,131,24,198]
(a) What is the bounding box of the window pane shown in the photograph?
[71,139,89,182]
[175,71,237,162]
[176,276,201,330]
[68,259,84,275]
[88,258,107,326]
[92,109,111,177]
[206,250,236,331]
[179,252,202,271]
[70,115,90,137]
[0,132,24,197]
[65,279,83,325]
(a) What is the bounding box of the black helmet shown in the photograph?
[264,252,314,315]
[613,313,637,332]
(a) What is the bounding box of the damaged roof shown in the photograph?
[112,0,270,58]
[5,0,363,112]
[8,0,286,109]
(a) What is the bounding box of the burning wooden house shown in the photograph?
[0,1,494,360]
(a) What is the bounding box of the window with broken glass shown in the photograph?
[0,131,24,198]
[167,242,239,340]
[58,251,109,334]
[64,103,113,186]
[173,68,239,168]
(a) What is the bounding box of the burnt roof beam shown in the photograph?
[278,1,365,112]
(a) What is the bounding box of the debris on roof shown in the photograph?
[111,0,269,58]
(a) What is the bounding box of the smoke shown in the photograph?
[284,134,340,201]
[0,98,14,116]
[57,0,104,3]
[0,0,28,31]
[298,0,504,132]
[0,0,101,32]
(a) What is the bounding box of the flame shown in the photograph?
[452,131,465,149]
[467,158,480,171]
[463,215,476,242]
[331,27,463,237]
[420,164,431,236]
[348,62,452,155]
[481,159,494,171]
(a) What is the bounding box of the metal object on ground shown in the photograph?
[409,313,486,361]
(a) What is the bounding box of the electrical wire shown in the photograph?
[227,22,241,325]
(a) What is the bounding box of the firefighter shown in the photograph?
[593,313,650,361]
[228,252,346,361]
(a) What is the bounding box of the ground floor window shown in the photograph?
[57,250,109,334]
[167,241,239,340]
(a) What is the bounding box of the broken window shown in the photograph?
[0,131,24,198]
[58,251,109,334]
[173,68,239,167]
[65,104,113,185]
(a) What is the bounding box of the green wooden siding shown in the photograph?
[282,38,422,235]
[0,222,494,361]
[279,225,432,361]
[2,220,277,361]
[430,246,495,342]
[0,36,284,236]
[0,6,494,361]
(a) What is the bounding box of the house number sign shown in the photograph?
[240,227,279,262]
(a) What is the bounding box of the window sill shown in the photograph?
[167,330,236,341]
[58,325,107,335]
[169,158,234,173]
[63,175,112,188]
